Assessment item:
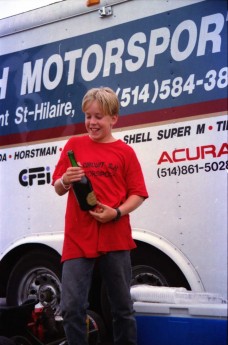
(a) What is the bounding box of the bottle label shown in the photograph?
[86,191,97,206]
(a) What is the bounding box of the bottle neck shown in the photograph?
[68,151,79,167]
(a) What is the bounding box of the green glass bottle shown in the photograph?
[67,150,97,211]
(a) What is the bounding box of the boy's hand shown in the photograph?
[63,166,85,184]
[89,202,119,223]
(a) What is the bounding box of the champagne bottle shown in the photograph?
[67,150,97,211]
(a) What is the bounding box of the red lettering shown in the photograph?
[157,151,173,164]
[217,143,228,156]
[173,149,185,162]
[186,147,200,160]
[201,145,216,159]
[157,143,228,165]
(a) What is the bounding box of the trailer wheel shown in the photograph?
[130,265,169,286]
[6,250,61,314]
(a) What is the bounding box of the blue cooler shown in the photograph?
[134,301,227,345]
[131,286,227,345]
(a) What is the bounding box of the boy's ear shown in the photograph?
[111,114,118,126]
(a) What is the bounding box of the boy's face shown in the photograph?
[84,100,118,143]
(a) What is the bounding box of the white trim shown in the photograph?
[0,233,63,260]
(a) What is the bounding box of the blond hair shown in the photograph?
[82,87,119,116]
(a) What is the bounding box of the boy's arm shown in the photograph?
[89,195,145,223]
[118,194,145,216]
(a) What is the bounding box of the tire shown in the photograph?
[131,265,169,286]
[6,250,62,315]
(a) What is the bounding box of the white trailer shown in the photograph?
[0,0,227,320]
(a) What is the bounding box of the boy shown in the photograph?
[52,87,148,345]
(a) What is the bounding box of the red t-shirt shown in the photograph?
[52,135,148,261]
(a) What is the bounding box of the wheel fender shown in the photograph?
[132,228,204,292]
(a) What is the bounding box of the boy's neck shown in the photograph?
[89,134,117,143]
